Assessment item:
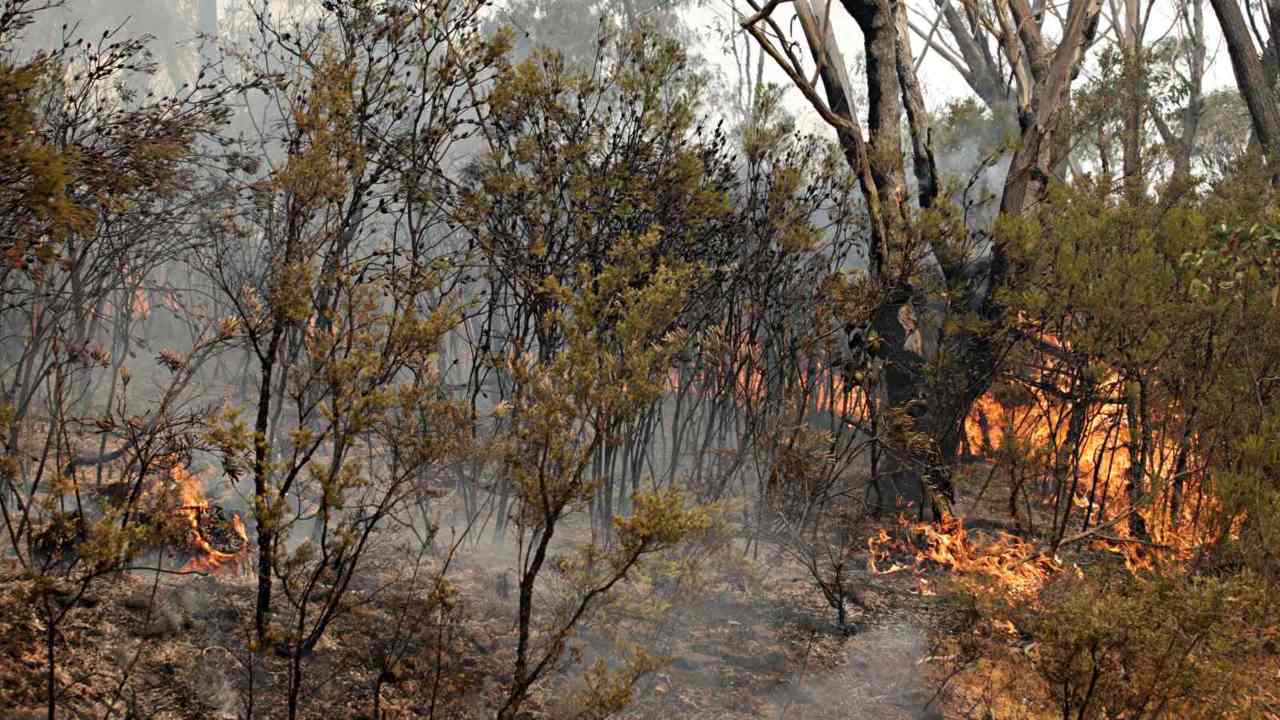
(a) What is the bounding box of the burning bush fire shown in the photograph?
[8,0,1280,716]
[959,337,1222,568]
[166,464,249,576]
[867,515,1058,596]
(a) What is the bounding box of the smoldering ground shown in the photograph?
[402,478,944,720]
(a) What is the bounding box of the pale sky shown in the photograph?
[42,0,1244,141]
[682,0,1240,138]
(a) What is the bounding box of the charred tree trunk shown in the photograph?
[252,322,284,646]
[869,295,934,514]
[1123,377,1151,541]
[838,0,949,514]
[1121,0,1146,201]
[747,0,1102,520]
[1208,0,1280,175]
[501,514,556,720]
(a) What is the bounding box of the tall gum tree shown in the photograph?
[742,0,1102,517]
[1209,0,1280,178]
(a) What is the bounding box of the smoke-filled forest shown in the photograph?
[2,0,1279,717]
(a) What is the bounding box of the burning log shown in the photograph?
[171,502,249,575]
[35,463,251,577]
[168,464,250,575]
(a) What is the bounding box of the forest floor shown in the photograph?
[0,536,956,720]
[1,473,1055,720]
[446,521,952,720]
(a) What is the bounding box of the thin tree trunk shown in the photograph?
[1121,0,1146,200]
[253,323,285,645]
[894,0,939,209]
[1124,378,1151,541]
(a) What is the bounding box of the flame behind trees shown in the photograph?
[917,179,1280,718]
[4,0,1280,717]
[457,36,749,717]
[906,180,1280,585]
[0,2,244,717]
[981,183,1280,567]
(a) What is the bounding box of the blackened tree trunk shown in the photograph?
[252,321,284,646]
[788,0,946,514]
[1208,0,1280,173]
[745,0,1102,519]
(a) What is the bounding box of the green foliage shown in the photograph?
[554,642,666,720]
[0,56,90,266]
[459,31,759,718]
[1182,222,1280,302]
[9,0,1280,717]
[994,172,1280,550]
[1193,90,1253,180]
[461,33,733,362]
[930,97,1018,180]
[495,217,701,538]
[982,566,1277,719]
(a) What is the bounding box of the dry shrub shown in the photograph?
[943,565,1279,720]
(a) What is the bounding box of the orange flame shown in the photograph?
[667,336,869,422]
[909,516,1058,595]
[168,464,249,576]
[868,515,1057,594]
[961,332,1215,567]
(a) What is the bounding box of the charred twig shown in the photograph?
[1056,507,1140,549]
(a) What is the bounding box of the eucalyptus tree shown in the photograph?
[1208,0,1280,175]
[740,0,1104,516]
